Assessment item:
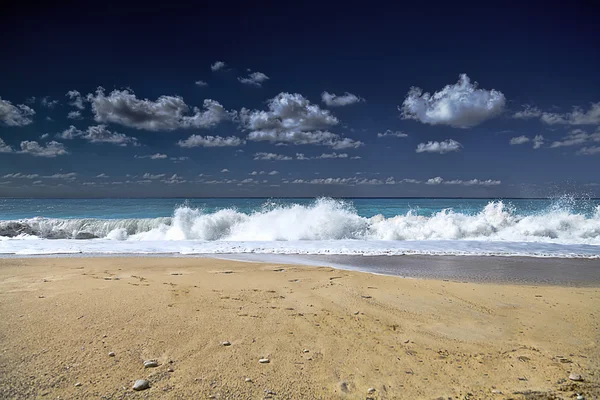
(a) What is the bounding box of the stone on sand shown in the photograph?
[74,382,82,387]
[143,360,159,368]
[259,358,270,363]
[569,373,584,381]
[108,352,115,357]
[368,387,376,394]
[133,379,150,391]
[221,341,231,346]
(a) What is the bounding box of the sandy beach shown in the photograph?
[0,257,598,399]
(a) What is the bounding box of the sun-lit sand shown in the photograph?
[0,257,598,399]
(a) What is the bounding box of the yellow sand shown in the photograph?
[0,257,598,399]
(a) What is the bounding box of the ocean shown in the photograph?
[1,197,600,258]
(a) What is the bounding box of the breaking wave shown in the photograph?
[1,198,600,246]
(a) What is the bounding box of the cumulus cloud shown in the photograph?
[211,61,226,71]
[41,97,59,109]
[162,174,186,184]
[56,125,139,146]
[401,74,506,128]
[514,103,600,126]
[532,135,544,149]
[509,135,530,145]
[425,176,500,186]
[96,173,109,178]
[0,98,35,126]
[240,92,363,148]
[253,152,293,161]
[177,135,245,148]
[67,110,82,120]
[66,90,85,109]
[20,141,68,157]
[195,80,208,87]
[2,173,39,179]
[288,177,388,185]
[135,153,168,160]
[415,139,462,154]
[578,146,600,155]
[142,173,165,180]
[0,138,13,153]
[238,72,270,87]
[550,129,600,148]
[377,130,408,138]
[321,91,364,107]
[87,87,234,131]
[44,172,77,180]
[221,169,229,173]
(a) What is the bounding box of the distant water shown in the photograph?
[1,197,600,258]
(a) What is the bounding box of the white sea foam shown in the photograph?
[1,198,599,257]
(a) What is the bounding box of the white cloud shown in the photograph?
[533,135,544,149]
[44,172,76,180]
[87,88,234,131]
[416,139,462,154]
[289,177,387,185]
[67,110,82,120]
[0,138,13,153]
[135,153,168,160]
[170,156,189,162]
[377,130,408,138]
[177,135,245,148]
[509,135,530,145]
[66,90,85,110]
[240,92,363,148]
[425,176,500,186]
[0,98,35,126]
[514,103,600,126]
[96,173,109,178]
[268,170,279,175]
[162,174,186,184]
[2,173,39,179]
[142,173,165,180]
[550,129,600,148]
[40,133,50,140]
[20,141,68,157]
[401,74,505,128]
[57,125,138,146]
[195,80,208,87]
[211,61,226,71]
[221,169,229,173]
[321,91,364,107]
[253,152,293,161]
[578,146,600,155]
[41,97,59,109]
[238,72,270,87]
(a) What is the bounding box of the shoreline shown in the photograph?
[2,253,599,286]
[1,257,599,399]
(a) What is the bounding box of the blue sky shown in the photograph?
[0,2,599,198]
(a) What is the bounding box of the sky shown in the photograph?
[1,2,599,198]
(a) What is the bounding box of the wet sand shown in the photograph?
[0,257,599,399]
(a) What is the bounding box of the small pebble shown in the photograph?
[569,373,584,382]
[245,378,252,382]
[303,349,309,353]
[74,382,82,387]
[491,390,503,394]
[143,360,159,368]
[576,395,585,400]
[132,379,150,391]
[221,341,231,346]
[353,311,360,315]
[368,387,376,394]
[259,358,270,363]
[108,352,115,357]
[167,368,174,373]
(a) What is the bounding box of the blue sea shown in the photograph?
[1,197,600,258]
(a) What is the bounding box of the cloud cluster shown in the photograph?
[195,80,208,87]
[87,88,234,131]
[240,93,363,148]
[377,130,408,138]
[211,61,226,72]
[20,141,68,157]
[238,72,270,87]
[41,97,59,109]
[66,90,85,109]
[177,135,245,148]
[509,135,530,145]
[135,153,168,160]
[0,98,35,126]
[401,74,506,128]
[253,152,293,161]
[250,170,279,176]
[550,129,600,148]
[67,111,82,120]
[321,91,364,107]
[415,139,462,154]
[425,177,501,186]
[509,135,544,149]
[57,125,139,146]
[514,103,600,126]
